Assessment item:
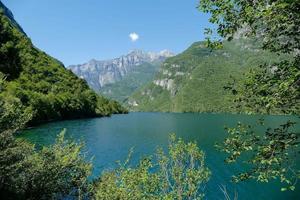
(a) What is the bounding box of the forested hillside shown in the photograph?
[0,3,127,125]
[128,39,282,113]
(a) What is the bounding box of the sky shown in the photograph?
[2,0,212,66]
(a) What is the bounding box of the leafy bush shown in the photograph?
[0,76,92,199]
[93,134,211,200]
[198,0,300,191]
[216,121,299,191]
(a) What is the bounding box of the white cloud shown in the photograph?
[129,32,139,42]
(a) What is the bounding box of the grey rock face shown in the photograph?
[68,50,174,91]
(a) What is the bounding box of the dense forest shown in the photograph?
[0,0,299,199]
[0,2,127,126]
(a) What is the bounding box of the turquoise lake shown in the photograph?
[20,112,300,199]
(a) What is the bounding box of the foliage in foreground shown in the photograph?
[93,134,211,200]
[0,76,92,200]
[198,0,300,115]
[0,131,92,200]
[198,0,300,191]
[217,121,300,191]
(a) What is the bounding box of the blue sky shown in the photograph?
[2,0,211,66]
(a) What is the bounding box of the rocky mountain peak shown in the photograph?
[128,49,146,56]
[126,49,174,62]
[68,50,174,90]
[159,49,175,57]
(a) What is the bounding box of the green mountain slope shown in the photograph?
[0,4,127,125]
[128,39,280,113]
[99,62,161,103]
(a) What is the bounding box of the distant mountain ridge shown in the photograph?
[127,39,281,113]
[68,50,174,91]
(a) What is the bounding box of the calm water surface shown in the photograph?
[20,112,300,200]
